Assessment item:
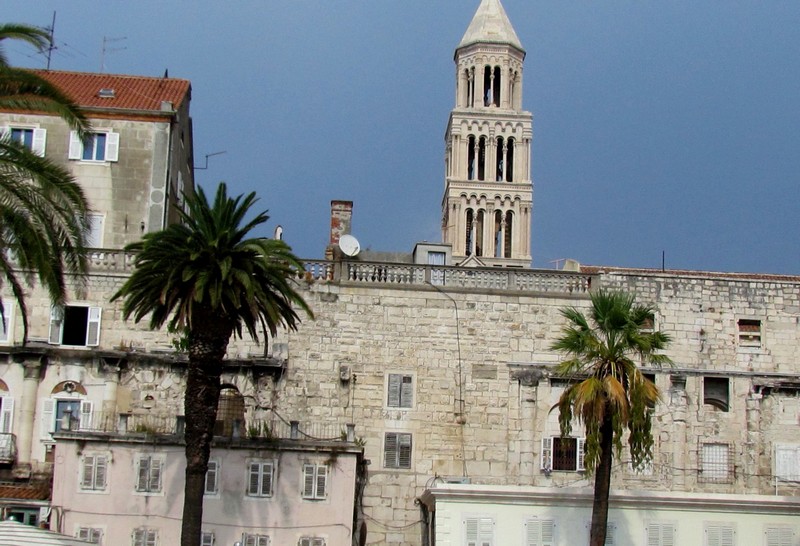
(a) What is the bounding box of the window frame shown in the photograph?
[298,538,325,546]
[384,432,412,469]
[201,531,215,546]
[0,395,14,434]
[463,515,494,546]
[524,517,555,546]
[703,377,730,412]
[243,534,270,546]
[644,521,677,546]
[48,304,102,347]
[386,373,414,409]
[3,125,46,156]
[737,318,762,348]
[541,436,586,472]
[204,459,220,496]
[77,526,103,544]
[132,527,157,546]
[69,130,119,162]
[700,443,733,484]
[134,454,164,494]
[246,460,275,498]
[764,524,796,546]
[704,522,736,546]
[0,299,14,345]
[41,397,93,438]
[774,444,800,482]
[301,463,329,500]
[80,453,109,492]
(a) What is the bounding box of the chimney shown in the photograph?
[329,200,353,246]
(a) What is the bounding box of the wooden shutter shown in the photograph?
[302,464,315,498]
[525,518,555,546]
[262,462,273,496]
[81,456,96,489]
[79,400,94,430]
[541,437,553,470]
[148,457,162,492]
[387,374,401,407]
[577,438,586,471]
[398,433,412,468]
[86,307,101,346]
[136,457,151,491]
[0,397,13,433]
[205,460,218,494]
[31,128,46,156]
[765,526,794,546]
[248,462,261,495]
[95,455,107,489]
[384,433,398,468]
[400,375,413,408]
[48,306,63,345]
[315,464,328,498]
[40,399,55,439]
[706,524,735,546]
[68,131,82,159]
[105,132,119,162]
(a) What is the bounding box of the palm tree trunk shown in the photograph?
[180,319,231,546]
[589,413,614,546]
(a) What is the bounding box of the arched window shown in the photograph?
[477,137,486,180]
[483,66,492,106]
[493,66,501,106]
[475,210,485,257]
[504,211,514,258]
[467,136,476,180]
[465,209,474,256]
[496,137,505,181]
[215,385,245,437]
[506,138,515,182]
[494,210,504,258]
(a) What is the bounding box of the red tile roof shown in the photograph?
[580,265,800,282]
[0,483,50,501]
[26,70,190,114]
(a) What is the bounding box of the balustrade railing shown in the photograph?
[302,259,593,294]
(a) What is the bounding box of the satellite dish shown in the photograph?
[339,234,361,257]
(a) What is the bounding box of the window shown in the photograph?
[764,525,796,546]
[69,130,119,162]
[215,386,244,437]
[700,443,733,483]
[645,522,676,546]
[428,251,446,285]
[135,455,163,493]
[132,528,157,546]
[41,399,93,437]
[85,214,104,248]
[302,463,328,500]
[387,374,413,408]
[49,305,101,347]
[524,518,555,546]
[641,313,656,333]
[201,532,215,546]
[704,523,735,546]
[78,527,103,544]
[774,445,800,482]
[541,437,585,472]
[5,127,46,156]
[81,454,108,491]
[247,461,274,497]
[0,299,14,344]
[243,534,270,546]
[464,516,493,546]
[204,460,219,495]
[704,377,730,412]
[384,432,412,469]
[737,319,762,348]
[298,539,325,546]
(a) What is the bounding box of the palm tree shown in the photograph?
[112,182,313,546]
[0,23,91,343]
[550,290,671,546]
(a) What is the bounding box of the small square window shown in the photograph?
[641,313,655,333]
[384,432,412,469]
[541,437,585,472]
[700,443,733,483]
[704,523,735,546]
[132,528,157,546]
[704,377,729,412]
[463,516,494,546]
[243,534,270,546]
[69,130,119,162]
[80,454,108,491]
[737,319,761,348]
[49,305,102,347]
[298,538,325,546]
[201,532,215,546]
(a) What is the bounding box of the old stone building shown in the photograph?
[0,1,798,545]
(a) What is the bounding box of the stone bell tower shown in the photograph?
[442,0,533,267]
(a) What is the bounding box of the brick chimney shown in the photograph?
[329,200,353,245]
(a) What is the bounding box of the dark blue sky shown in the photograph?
[8,1,800,274]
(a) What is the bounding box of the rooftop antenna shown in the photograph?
[100,35,127,73]
[194,151,227,171]
[44,12,57,70]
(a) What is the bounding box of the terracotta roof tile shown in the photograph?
[26,70,190,113]
[0,483,50,501]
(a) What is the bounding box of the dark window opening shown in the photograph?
[504,211,513,258]
[493,66,501,106]
[62,306,89,346]
[215,386,245,437]
[477,137,486,180]
[483,66,492,106]
[494,211,503,258]
[737,318,761,347]
[467,135,476,180]
[704,377,729,412]
[465,209,474,256]
[475,210,484,257]
[506,138,514,182]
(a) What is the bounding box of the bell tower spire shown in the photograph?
[442,0,533,267]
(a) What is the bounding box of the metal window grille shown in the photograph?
[700,443,734,484]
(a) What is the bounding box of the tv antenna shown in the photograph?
[43,12,57,70]
[100,35,127,73]
[194,151,227,171]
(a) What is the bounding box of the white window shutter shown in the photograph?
[31,128,46,156]
[49,306,64,345]
[387,374,401,407]
[316,464,328,498]
[302,464,315,498]
[263,462,273,495]
[244,535,256,546]
[0,126,7,140]
[604,522,616,546]
[541,520,555,546]
[81,455,95,489]
[478,517,493,546]
[149,458,162,492]
[577,438,586,471]
[95,455,107,489]
[40,399,55,439]
[465,517,479,546]
[136,457,150,491]
[400,375,413,408]
[765,526,794,546]
[0,396,14,433]
[79,400,93,430]
[86,307,101,347]
[205,461,218,494]
[105,132,119,162]
[68,131,82,159]
[248,463,261,495]
[541,437,553,470]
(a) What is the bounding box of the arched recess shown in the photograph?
[43,381,91,435]
[506,137,515,182]
[477,137,486,180]
[475,210,485,257]
[504,211,514,258]
[465,208,474,256]
[496,137,504,182]
[467,135,476,180]
[494,210,504,258]
[216,384,245,437]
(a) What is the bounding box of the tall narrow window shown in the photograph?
[247,461,274,497]
[483,66,492,106]
[506,138,514,181]
[494,211,503,258]
[81,454,108,491]
[465,209,474,256]
[387,374,413,408]
[135,455,163,493]
[495,137,504,181]
[477,137,486,180]
[205,460,219,495]
[467,135,476,180]
[504,211,513,258]
[464,516,494,546]
[492,66,501,106]
[475,210,485,257]
[302,463,328,500]
[215,386,244,437]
